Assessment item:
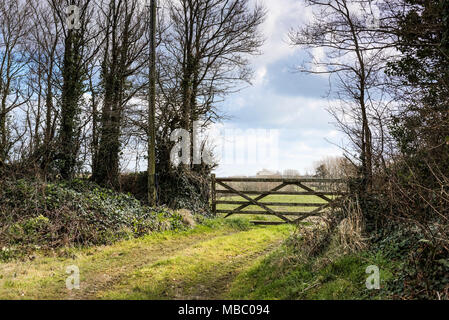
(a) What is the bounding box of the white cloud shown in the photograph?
[251,0,311,71]
[253,66,268,85]
[210,0,349,176]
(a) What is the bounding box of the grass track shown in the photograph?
[0,218,293,300]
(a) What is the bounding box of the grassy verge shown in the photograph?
[226,237,398,300]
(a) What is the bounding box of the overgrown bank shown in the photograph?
[0,177,194,261]
[225,194,449,300]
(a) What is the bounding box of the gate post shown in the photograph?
[211,174,216,215]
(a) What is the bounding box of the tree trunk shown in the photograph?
[59,29,84,179]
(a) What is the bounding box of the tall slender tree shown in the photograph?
[93,0,148,187]
[0,0,32,165]
[51,0,96,179]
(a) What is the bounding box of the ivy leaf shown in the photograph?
[437,259,449,268]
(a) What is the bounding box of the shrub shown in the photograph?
[120,167,212,215]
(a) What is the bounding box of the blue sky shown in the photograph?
[212,0,345,177]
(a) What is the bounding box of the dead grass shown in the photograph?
[336,197,368,253]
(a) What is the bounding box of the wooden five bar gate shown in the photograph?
[210,175,347,225]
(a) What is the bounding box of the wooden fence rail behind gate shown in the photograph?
[210,175,347,225]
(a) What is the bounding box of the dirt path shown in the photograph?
[0,220,292,300]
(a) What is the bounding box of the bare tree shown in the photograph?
[160,0,266,168]
[49,0,99,179]
[290,0,394,192]
[92,0,149,187]
[0,0,32,165]
[22,0,64,171]
[313,156,357,178]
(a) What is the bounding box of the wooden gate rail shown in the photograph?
[216,190,345,196]
[216,201,327,207]
[210,174,347,225]
[214,177,343,183]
